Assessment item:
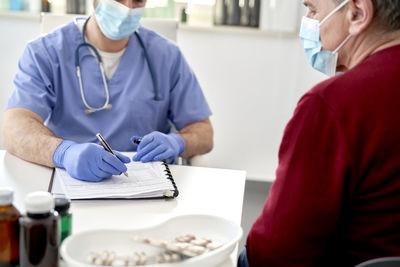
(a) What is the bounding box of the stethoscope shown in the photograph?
[75,17,160,115]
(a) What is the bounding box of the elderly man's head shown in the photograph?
[302,0,400,72]
[304,0,400,40]
[334,0,400,31]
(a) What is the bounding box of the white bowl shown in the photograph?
[61,214,243,267]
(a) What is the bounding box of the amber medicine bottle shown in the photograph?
[0,187,21,267]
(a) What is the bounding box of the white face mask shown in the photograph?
[299,0,352,76]
[95,0,144,40]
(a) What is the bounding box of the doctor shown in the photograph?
[2,0,213,182]
[240,0,400,266]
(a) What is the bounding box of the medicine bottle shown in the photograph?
[54,195,71,242]
[19,191,60,267]
[28,0,41,13]
[9,0,24,11]
[50,0,66,14]
[41,0,50,12]
[66,0,85,14]
[0,187,21,267]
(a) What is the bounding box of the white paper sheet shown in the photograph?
[51,161,175,199]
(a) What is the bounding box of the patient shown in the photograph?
[239,0,400,266]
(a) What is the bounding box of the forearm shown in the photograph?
[178,118,213,158]
[2,108,63,167]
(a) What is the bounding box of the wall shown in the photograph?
[0,13,41,148]
[0,13,326,181]
[177,28,326,181]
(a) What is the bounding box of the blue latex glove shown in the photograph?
[53,140,131,182]
[131,132,185,163]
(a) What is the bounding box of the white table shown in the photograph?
[0,151,246,267]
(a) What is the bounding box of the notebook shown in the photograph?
[49,160,178,200]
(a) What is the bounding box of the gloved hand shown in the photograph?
[131,132,185,163]
[53,140,131,182]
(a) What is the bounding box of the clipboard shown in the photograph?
[48,160,179,200]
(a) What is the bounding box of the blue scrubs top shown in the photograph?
[6,22,212,151]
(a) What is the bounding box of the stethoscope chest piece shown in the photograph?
[84,104,112,115]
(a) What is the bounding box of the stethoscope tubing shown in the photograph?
[75,16,159,115]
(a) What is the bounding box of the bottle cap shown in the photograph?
[0,187,14,206]
[25,191,54,214]
[54,195,71,213]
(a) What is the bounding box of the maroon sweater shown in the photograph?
[247,45,400,266]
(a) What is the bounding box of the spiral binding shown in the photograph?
[162,160,179,198]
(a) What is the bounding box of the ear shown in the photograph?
[347,0,374,35]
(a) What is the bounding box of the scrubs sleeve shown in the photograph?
[5,41,56,121]
[168,49,212,131]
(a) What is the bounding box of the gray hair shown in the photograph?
[334,0,400,31]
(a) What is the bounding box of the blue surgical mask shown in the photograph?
[299,0,351,77]
[95,0,144,40]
